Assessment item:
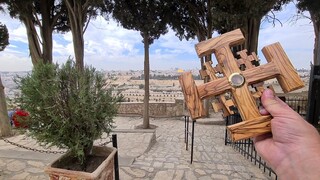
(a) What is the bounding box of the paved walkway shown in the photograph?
[0,116,272,180]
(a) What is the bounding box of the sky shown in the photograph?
[0,2,315,72]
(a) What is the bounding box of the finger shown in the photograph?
[260,89,293,117]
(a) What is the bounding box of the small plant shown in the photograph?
[139,84,144,89]
[15,60,122,167]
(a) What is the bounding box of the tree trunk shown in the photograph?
[0,76,12,137]
[72,30,84,71]
[203,11,213,117]
[310,11,320,65]
[82,141,93,169]
[143,34,150,129]
[65,0,85,71]
[197,32,210,117]
[316,31,320,66]
[242,17,261,54]
[23,17,42,65]
[20,0,58,65]
[39,0,54,64]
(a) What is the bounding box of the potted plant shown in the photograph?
[14,60,122,179]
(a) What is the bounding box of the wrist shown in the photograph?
[275,148,320,179]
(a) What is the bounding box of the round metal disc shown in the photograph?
[229,73,245,88]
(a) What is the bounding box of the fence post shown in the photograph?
[112,134,119,180]
[307,65,320,126]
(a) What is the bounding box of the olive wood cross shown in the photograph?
[179,29,304,141]
[203,52,275,117]
[202,61,235,117]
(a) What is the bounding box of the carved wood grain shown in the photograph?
[262,42,304,93]
[179,72,205,120]
[242,62,280,85]
[215,47,240,77]
[227,115,272,141]
[212,102,230,117]
[205,61,234,117]
[197,77,230,99]
[204,61,217,80]
[232,85,261,121]
[195,29,245,58]
[237,49,255,69]
[181,30,304,142]
[215,46,261,121]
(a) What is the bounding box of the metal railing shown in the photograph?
[112,134,120,180]
[225,114,277,179]
[282,96,308,116]
[225,96,308,180]
[184,115,196,164]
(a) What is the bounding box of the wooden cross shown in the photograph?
[179,29,304,141]
[201,61,235,117]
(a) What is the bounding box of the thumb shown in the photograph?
[260,89,292,117]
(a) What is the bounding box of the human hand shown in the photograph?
[254,89,320,179]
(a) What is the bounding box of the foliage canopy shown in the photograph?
[15,60,122,164]
[112,0,169,44]
[0,22,9,51]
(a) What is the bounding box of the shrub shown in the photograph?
[15,60,122,165]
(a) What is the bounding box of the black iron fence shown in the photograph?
[184,115,196,164]
[282,96,308,117]
[306,64,320,126]
[225,96,308,180]
[225,114,277,179]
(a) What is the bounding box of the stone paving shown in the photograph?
[0,116,272,180]
[115,116,271,180]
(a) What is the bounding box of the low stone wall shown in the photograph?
[117,99,185,117]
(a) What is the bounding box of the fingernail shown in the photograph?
[259,107,267,114]
[263,89,274,98]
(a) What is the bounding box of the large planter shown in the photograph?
[45,146,117,180]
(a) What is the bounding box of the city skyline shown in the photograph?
[0,2,315,72]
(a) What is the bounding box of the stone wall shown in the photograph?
[117,99,186,117]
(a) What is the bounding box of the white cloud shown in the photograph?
[0,53,32,71]
[0,3,316,71]
[258,3,314,69]
[10,26,28,44]
[156,29,197,55]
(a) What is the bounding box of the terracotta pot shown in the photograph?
[45,146,117,180]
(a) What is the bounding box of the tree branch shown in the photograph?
[264,11,283,27]
[64,0,76,20]
[83,12,92,34]
[32,6,42,27]
[82,0,91,11]
[51,11,63,30]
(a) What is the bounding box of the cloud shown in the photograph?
[257,3,314,69]
[0,3,315,72]
[155,29,197,55]
[0,52,32,71]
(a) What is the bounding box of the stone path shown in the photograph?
[116,116,271,180]
[0,116,272,180]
